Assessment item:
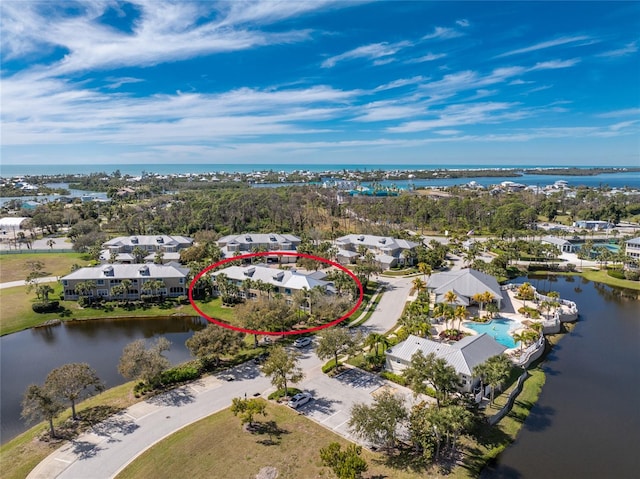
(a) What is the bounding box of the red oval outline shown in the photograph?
[188,252,364,335]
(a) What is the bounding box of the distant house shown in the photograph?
[217,233,301,263]
[61,263,190,300]
[334,234,419,269]
[541,235,576,253]
[625,237,640,261]
[0,217,29,234]
[385,333,507,393]
[101,235,193,264]
[210,264,333,301]
[426,269,503,308]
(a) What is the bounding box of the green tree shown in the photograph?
[45,363,104,420]
[472,354,512,405]
[185,324,244,368]
[364,332,390,357]
[319,442,368,479]
[230,397,267,428]
[316,328,356,369]
[21,384,65,438]
[260,345,304,397]
[118,337,171,385]
[348,389,407,450]
[403,350,459,408]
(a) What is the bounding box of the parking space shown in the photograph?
[295,367,409,447]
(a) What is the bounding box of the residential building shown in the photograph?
[625,237,640,261]
[61,263,190,300]
[210,264,333,300]
[541,235,576,253]
[101,235,193,264]
[217,233,301,263]
[334,234,419,269]
[426,269,503,308]
[385,333,507,393]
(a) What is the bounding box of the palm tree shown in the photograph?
[411,277,426,296]
[418,262,432,283]
[453,305,468,332]
[365,333,390,357]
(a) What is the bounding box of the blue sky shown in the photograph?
[1,1,639,167]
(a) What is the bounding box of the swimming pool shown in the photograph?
[464,318,519,349]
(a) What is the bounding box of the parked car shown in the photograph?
[288,392,312,409]
[293,337,312,348]
[253,352,268,364]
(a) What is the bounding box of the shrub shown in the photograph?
[565,263,576,272]
[268,387,302,400]
[176,295,189,305]
[32,301,59,313]
[158,365,201,385]
[380,371,407,386]
[607,269,625,280]
[322,359,339,374]
[78,296,92,307]
[624,270,640,281]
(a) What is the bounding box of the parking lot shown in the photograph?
[293,367,422,447]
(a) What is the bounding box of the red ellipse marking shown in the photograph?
[188,251,364,335]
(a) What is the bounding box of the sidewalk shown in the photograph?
[0,276,58,289]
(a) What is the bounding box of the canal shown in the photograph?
[484,276,640,478]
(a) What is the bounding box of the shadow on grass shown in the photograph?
[250,420,289,446]
[373,443,428,474]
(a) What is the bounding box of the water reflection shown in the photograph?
[0,316,207,443]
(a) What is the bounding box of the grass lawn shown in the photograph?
[579,269,640,291]
[0,252,91,283]
[0,283,200,336]
[0,381,140,479]
[116,400,442,479]
[191,297,236,323]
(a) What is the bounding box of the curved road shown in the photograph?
[27,274,416,479]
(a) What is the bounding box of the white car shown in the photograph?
[293,337,312,348]
[288,392,312,409]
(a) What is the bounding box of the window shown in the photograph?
[97,279,104,286]
[98,289,109,297]
[179,278,185,284]
[62,280,68,286]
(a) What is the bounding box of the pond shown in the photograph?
[0,316,207,443]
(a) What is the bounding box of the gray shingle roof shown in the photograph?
[62,263,189,281]
[427,269,503,301]
[211,264,329,291]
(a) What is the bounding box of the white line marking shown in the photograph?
[54,458,72,464]
[321,410,342,423]
[334,419,350,430]
[124,413,137,421]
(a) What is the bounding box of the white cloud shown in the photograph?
[406,52,447,63]
[456,19,469,28]
[596,41,638,58]
[422,26,463,41]
[596,108,640,118]
[495,35,591,58]
[321,41,412,68]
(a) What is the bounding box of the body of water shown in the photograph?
[464,318,518,349]
[0,316,207,444]
[1,164,638,189]
[484,276,640,478]
[0,182,108,207]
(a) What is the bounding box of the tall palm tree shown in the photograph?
[365,333,390,357]
[411,277,426,295]
[453,305,468,332]
[418,262,432,283]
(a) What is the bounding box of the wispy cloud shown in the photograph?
[422,26,463,41]
[596,108,640,118]
[406,52,447,63]
[321,41,412,68]
[456,19,469,28]
[596,41,638,58]
[495,35,591,58]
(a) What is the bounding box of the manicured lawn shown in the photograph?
[116,401,440,479]
[0,381,140,479]
[0,252,90,283]
[0,283,199,336]
[579,269,640,291]
[191,297,236,323]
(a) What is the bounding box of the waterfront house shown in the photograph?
[385,333,507,393]
[334,234,419,269]
[426,269,503,309]
[217,233,301,263]
[61,263,190,300]
[573,220,614,230]
[101,235,193,264]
